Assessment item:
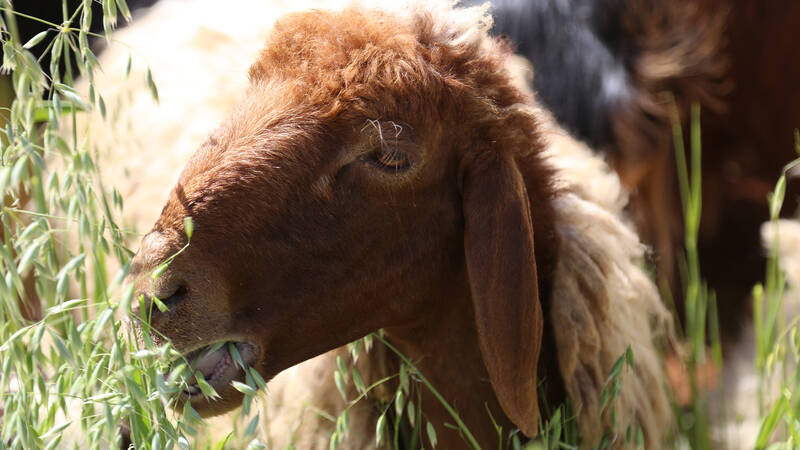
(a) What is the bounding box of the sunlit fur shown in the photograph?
[117,1,671,447]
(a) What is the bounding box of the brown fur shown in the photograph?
[604,0,729,310]
[694,0,800,336]
[128,4,669,447]
[604,0,800,340]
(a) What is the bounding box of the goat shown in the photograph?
[125,2,670,447]
[60,0,794,350]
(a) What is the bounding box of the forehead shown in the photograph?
[155,6,514,230]
[241,6,527,131]
[177,16,444,171]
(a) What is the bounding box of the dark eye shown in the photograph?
[373,143,411,171]
[359,120,418,173]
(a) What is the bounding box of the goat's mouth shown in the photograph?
[179,341,258,399]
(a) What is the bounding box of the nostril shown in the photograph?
[158,284,188,310]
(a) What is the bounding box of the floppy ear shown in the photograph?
[462,153,542,437]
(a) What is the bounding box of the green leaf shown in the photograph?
[399,363,409,394]
[17,239,43,275]
[119,283,135,314]
[183,216,194,240]
[151,261,169,279]
[606,353,626,383]
[231,380,257,397]
[54,83,90,112]
[23,30,49,49]
[195,373,219,400]
[40,421,72,439]
[625,345,634,368]
[351,367,366,395]
[249,367,267,390]
[406,400,415,427]
[183,401,203,423]
[0,166,11,192]
[92,308,114,341]
[44,434,64,450]
[124,54,132,77]
[394,390,404,416]
[51,333,73,364]
[116,0,132,21]
[16,219,41,242]
[152,295,168,312]
[770,174,786,219]
[98,94,106,119]
[336,354,347,375]
[132,350,158,360]
[245,440,267,450]
[244,413,260,437]
[756,395,788,448]
[229,342,246,370]
[334,370,346,400]
[178,436,191,450]
[60,253,87,276]
[11,153,29,185]
[426,421,438,448]
[46,298,87,316]
[375,413,387,447]
[102,0,118,29]
[146,67,159,103]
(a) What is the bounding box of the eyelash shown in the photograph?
[373,143,411,171]
[358,120,416,173]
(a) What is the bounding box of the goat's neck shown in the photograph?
[382,275,515,448]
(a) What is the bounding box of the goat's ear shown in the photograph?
[461,153,542,437]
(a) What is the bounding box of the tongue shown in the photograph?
[193,346,228,378]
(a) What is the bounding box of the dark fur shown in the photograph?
[489,0,635,151]
[696,0,800,336]
[489,0,800,342]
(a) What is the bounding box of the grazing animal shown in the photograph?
[127,2,670,448]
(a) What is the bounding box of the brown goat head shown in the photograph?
[128,5,558,437]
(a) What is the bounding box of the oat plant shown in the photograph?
[0,1,265,449]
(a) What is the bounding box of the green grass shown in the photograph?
[1,2,799,449]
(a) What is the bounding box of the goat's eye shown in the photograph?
[373,144,411,171]
[359,120,416,173]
